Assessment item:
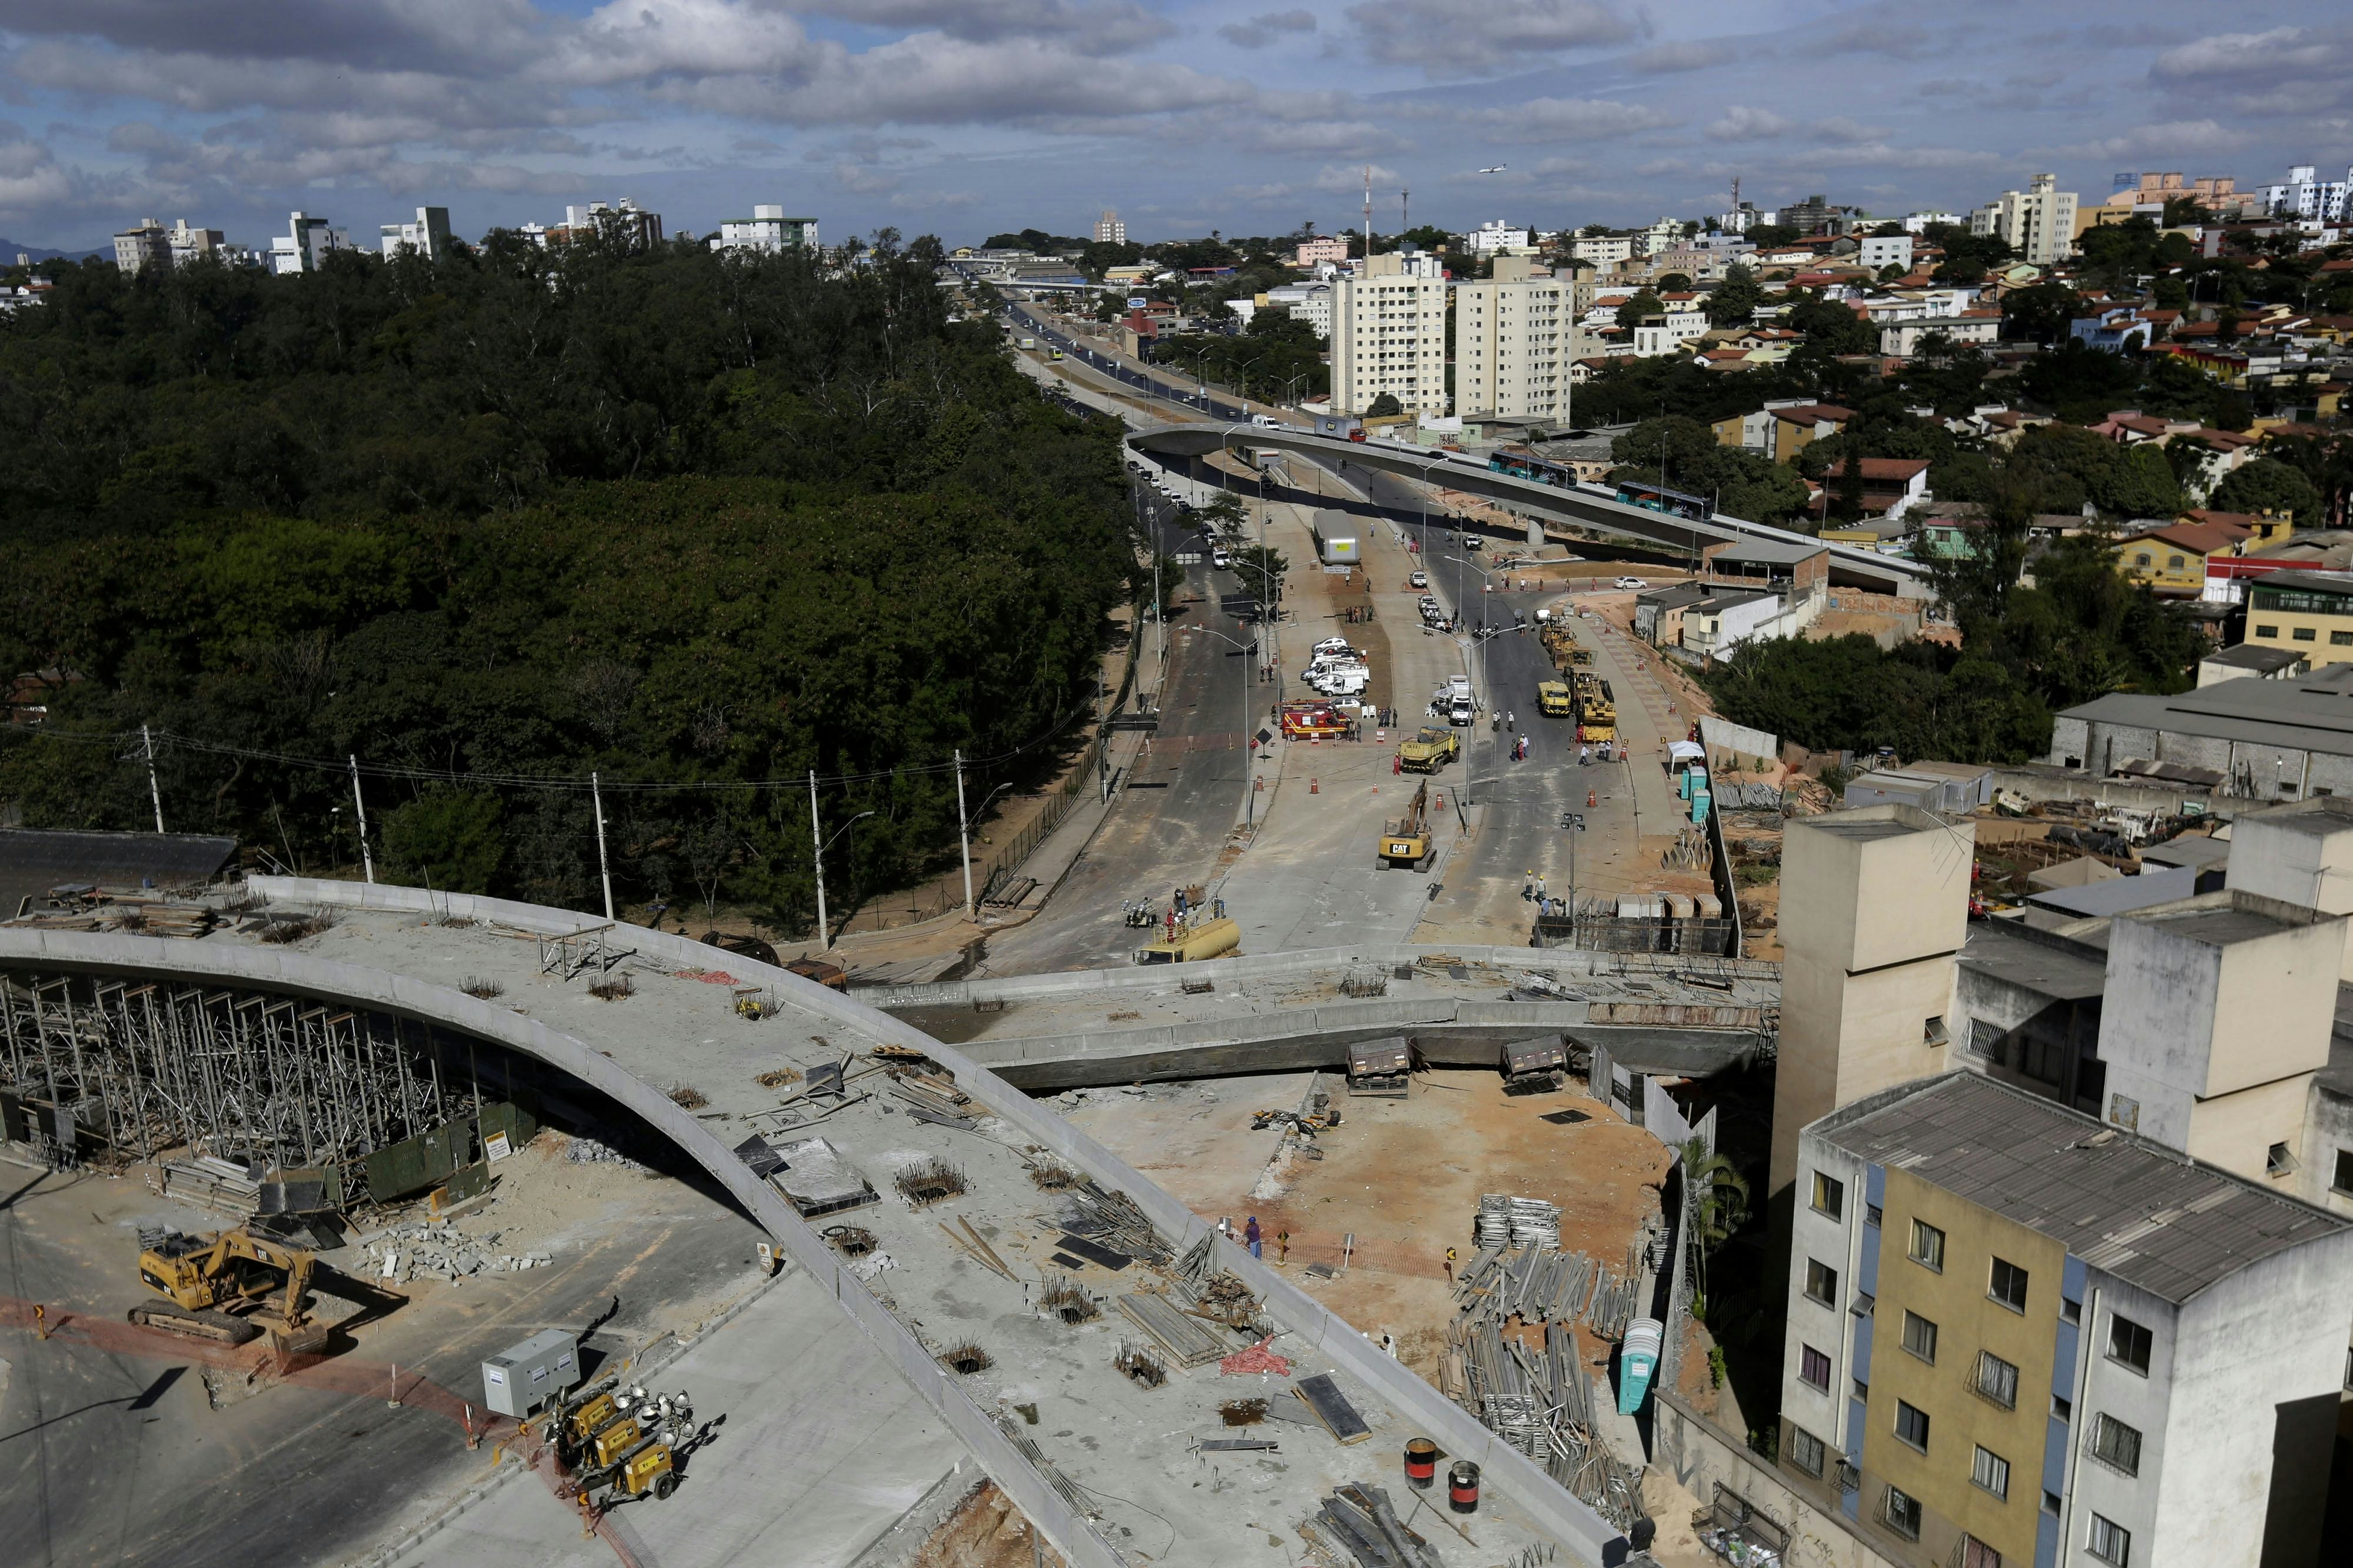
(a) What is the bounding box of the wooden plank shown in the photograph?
[1115,1292,1228,1367]
[1294,1373,1372,1445]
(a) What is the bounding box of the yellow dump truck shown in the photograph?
[1537,680,1576,718]
[1397,726,1459,772]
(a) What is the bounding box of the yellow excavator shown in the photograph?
[1377,781,1437,871]
[131,1227,331,1355]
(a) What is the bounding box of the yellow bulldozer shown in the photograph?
[131,1226,331,1355]
[1378,781,1437,871]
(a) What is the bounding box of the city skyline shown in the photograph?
[0,1,2346,251]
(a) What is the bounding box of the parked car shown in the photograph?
[1408,570,1428,588]
[1612,575,1646,590]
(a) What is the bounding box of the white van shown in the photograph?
[1251,414,1283,428]
[1211,545,1233,569]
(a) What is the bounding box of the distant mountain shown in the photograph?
[0,238,106,264]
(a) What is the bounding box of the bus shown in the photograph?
[1614,480,1710,521]
[1489,447,1575,488]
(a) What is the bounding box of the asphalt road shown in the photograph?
[982,476,1258,973]
[1003,302,1257,423]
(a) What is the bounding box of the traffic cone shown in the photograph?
[1588,789,1598,808]
[1311,778,1319,793]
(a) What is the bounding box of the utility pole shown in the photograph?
[349,755,375,884]
[141,723,164,834]
[591,772,614,921]
[809,769,828,949]
[1401,188,1410,241]
[1363,165,1372,259]
[956,749,975,920]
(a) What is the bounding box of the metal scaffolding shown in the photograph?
[0,970,451,1172]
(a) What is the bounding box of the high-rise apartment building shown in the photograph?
[1451,256,1589,421]
[112,218,169,275]
[165,219,224,267]
[1329,251,1447,417]
[1969,174,2078,266]
[270,212,349,275]
[379,206,452,261]
[1093,209,1125,245]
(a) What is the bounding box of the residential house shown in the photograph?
[1631,306,1709,357]
[1816,458,1934,521]
[2241,570,2353,666]
[1712,400,1854,461]
[2111,518,2252,596]
[1679,587,1784,658]
[2181,506,2290,546]
[1568,233,1635,269]
[1292,235,1351,267]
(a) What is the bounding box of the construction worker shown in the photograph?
[1579,743,1590,766]
[1245,1216,1263,1259]
[1277,1230,1290,1264]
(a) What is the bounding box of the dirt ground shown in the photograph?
[1061,1066,1671,1386]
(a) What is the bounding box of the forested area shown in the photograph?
[0,232,1139,933]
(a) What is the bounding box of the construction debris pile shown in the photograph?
[1057,1183,1175,1266]
[1474,1194,1560,1250]
[1301,1482,1447,1568]
[1447,1318,1645,1530]
[564,1137,651,1173]
[6,893,218,938]
[355,1219,554,1285]
[1451,1239,1639,1341]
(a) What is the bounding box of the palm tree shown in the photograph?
[1679,1137,1751,1316]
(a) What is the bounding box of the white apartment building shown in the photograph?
[1330,252,1448,417]
[379,206,452,261]
[1451,256,1589,421]
[1468,219,1532,255]
[2261,165,2351,222]
[1858,233,1914,272]
[1265,282,1332,339]
[711,205,818,253]
[271,212,349,275]
[1092,209,1126,245]
[1969,174,2078,265]
[166,219,224,267]
[112,218,169,274]
[1632,306,1708,357]
[1902,211,1964,235]
[1634,216,1688,255]
[1569,233,1635,268]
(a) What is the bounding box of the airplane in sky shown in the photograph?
[1477,165,1507,174]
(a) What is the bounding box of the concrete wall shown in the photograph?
[2227,800,2353,979]
[1779,1134,1871,1496]
[2295,1084,2353,1216]
[235,878,1634,1564]
[1699,715,1781,773]
[1654,1391,1903,1568]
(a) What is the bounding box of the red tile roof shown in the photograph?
[1822,458,1931,481]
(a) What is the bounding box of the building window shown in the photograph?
[1972,1445,2011,1500]
[1801,1345,1832,1390]
[2167,555,2185,571]
[1967,1019,2006,1063]
[1909,1219,1945,1272]
[1788,1424,1826,1477]
[2133,553,2151,568]
[1961,1537,2004,1568]
[1893,1399,1930,1452]
[1805,1259,1839,1307]
[1883,1486,1923,1540]
[2255,624,2279,638]
[1901,1310,1939,1364]
[2062,1295,2082,1325]
[2295,626,2319,642]
[2091,1413,2143,1477]
[2334,631,2353,646]
[1973,1350,2019,1409]
[2053,1393,2072,1421]
[2109,1313,2153,1374]
[1812,1172,1845,1220]
[2334,1148,2353,1195]
[2043,1490,2062,1516]
[2088,1513,2132,1566]
[1989,1257,2029,1312]
[2267,1141,2299,1176]
[1865,1202,1884,1228]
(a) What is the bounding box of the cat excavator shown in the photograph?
[130,1227,331,1355]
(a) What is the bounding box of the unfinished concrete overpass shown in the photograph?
[1,879,1642,1568]
[1131,421,1933,598]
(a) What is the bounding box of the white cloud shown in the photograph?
[1618,39,1737,74]
[1312,162,1398,192]
[1705,105,1794,139]
[1348,0,1644,80]
[1477,98,1679,142]
[2150,28,2334,81]
[1219,9,1317,50]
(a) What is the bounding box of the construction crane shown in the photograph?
[1377,780,1437,871]
[131,1226,332,1355]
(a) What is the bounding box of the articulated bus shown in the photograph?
[1613,480,1711,521]
[1488,447,1576,488]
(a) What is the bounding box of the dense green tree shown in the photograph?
[1607,416,1810,525]
[383,789,506,893]
[2002,280,2084,344]
[1705,263,1762,326]
[1615,290,1665,332]
[2210,458,2323,523]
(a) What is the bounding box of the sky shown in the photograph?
[0,1,2347,252]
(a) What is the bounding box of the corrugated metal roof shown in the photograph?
[1814,1073,2349,1303]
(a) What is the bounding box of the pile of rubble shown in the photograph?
[362,1219,555,1284]
[563,1136,651,1173]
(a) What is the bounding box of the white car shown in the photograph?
[1408,570,1428,588]
[1211,546,1233,569]
[1448,696,1475,726]
[1613,575,1647,590]
[1312,636,1362,658]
